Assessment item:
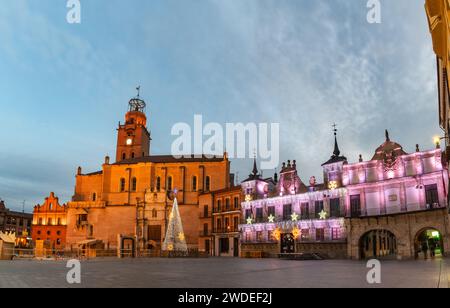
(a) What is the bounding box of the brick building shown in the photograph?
[32,192,67,249]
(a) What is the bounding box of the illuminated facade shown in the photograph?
[65,95,231,253]
[211,186,242,257]
[0,200,32,239]
[31,192,67,249]
[239,130,450,260]
[240,132,349,258]
[425,0,450,153]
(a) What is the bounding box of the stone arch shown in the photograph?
[358,229,398,259]
[413,226,445,259]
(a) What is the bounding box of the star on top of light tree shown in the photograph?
[246,217,253,225]
[268,214,275,223]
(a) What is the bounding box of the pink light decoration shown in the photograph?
[387,170,395,179]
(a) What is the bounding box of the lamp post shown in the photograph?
[136,188,150,254]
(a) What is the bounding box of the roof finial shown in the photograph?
[136,85,141,98]
[333,123,341,157]
[252,156,258,176]
[385,129,390,142]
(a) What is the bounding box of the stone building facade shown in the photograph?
[65,95,231,253]
[32,193,67,249]
[239,130,450,260]
[0,200,32,239]
[211,186,242,257]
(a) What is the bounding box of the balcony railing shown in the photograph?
[199,213,212,219]
[212,227,240,234]
[199,231,212,237]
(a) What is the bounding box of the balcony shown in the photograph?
[199,213,212,219]
[199,231,212,237]
[212,227,240,234]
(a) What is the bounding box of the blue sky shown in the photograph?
[0,0,441,211]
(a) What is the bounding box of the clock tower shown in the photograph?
[115,93,151,162]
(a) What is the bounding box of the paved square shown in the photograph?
[0,258,447,288]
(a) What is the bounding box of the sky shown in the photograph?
[0,0,441,212]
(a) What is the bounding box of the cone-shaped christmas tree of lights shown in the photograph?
[162,197,188,252]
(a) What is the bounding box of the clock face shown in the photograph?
[126,138,133,145]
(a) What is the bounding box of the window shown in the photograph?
[131,177,137,192]
[330,198,340,217]
[122,153,126,160]
[234,197,239,209]
[256,208,263,223]
[56,238,61,245]
[225,218,229,230]
[38,218,43,225]
[217,200,222,212]
[315,201,324,218]
[225,199,230,210]
[92,192,97,201]
[57,231,61,236]
[425,184,439,207]
[301,203,309,220]
[131,152,135,159]
[203,223,208,236]
[332,228,340,240]
[245,209,252,219]
[267,206,275,217]
[203,205,208,218]
[57,218,61,226]
[205,176,211,191]
[152,208,157,218]
[233,216,239,230]
[350,195,361,217]
[316,228,325,241]
[49,203,53,211]
[156,177,161,192]
[192,176,197,192]
[89,225,94,237]
[77,214,88,225]
[47,230,51,236]
[37,230,41,235]
[48,218,52,226]
[120,178,126,192]
[256,231,263,242]
[167,176,173,191]
[283,204,292,220]
[216,219,222,231]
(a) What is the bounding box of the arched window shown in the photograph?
[205,176,211,191]
[122,153,126,160]
[120,178,126,192]
[131,152,135,159]
[92,192,97,201]
[49,203,53,211]
[192,176,197,192]
[131,177,137,191]
[152,208,157,218]
[168,176,173,191]
[156,177,161,191]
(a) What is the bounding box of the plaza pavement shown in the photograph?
[0,257,448,288]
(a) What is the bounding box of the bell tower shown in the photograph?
[115,88,151,162]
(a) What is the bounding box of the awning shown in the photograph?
[77,239,102,246]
